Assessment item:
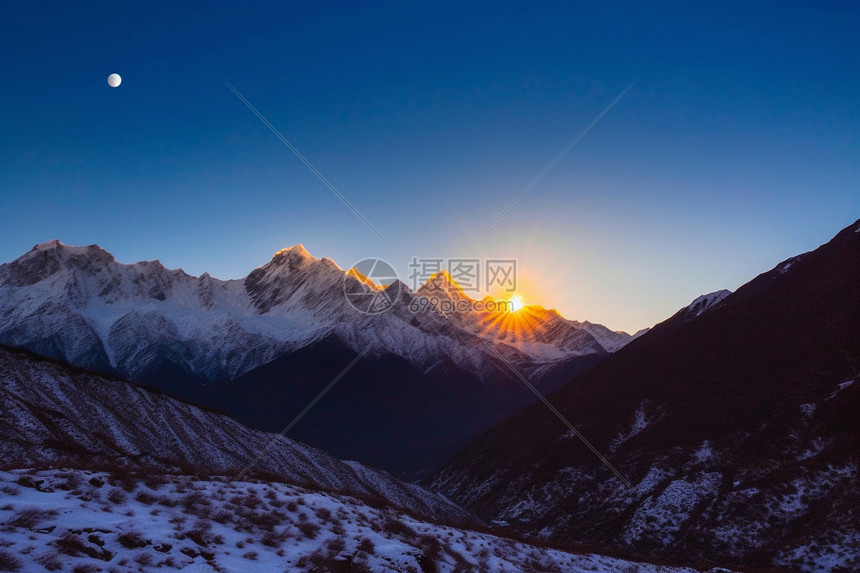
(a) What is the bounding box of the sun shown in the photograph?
[508,293,525,312]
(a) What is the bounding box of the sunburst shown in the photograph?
[509,293,525,312]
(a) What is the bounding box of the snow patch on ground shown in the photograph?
[773,528,860,572]
[826,377,855,400]
[623,472,722,548]
[0,469,700,573]
[608,402,652,453]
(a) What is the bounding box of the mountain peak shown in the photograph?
[417,270,471,299]
[22,240,115,266]
[33,239,64,251]
[272,244,314,260]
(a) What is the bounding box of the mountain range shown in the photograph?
[4,220,857,570]
[0,240,641,475]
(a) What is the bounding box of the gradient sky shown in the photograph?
[1,1,857,332]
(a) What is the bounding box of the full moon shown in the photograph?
[107,73,122,88]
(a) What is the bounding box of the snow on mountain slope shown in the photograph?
[0,469,709,573]
[671,289,732,322]
[0,344,465,522]
[565,319,648,352]
[0,241,634,386]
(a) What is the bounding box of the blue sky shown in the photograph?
[1,1,857,331]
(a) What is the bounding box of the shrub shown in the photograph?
[8,508,56,529]
[381,516,417,538]
[418,533,442,558]
[109,468,137,492]
[35,554,62,571]
[14,477,42,491]
[261,529,289,547]
[56,533,88,556]
[0,550,22,572]
[296,521,320,540]
[185,528,211,547]
[246,509,285,530]
[325,537,346,556]
[59,473,82,491]
[212,510,233,524]
[180,547,199,559]
[143,474,169,491]
[106,488,126,504]
[182,491,210,511]
[135,491,158,505]
[357,537,375,554]
[117,531,147,549]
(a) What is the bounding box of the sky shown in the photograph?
[1,1,857,332]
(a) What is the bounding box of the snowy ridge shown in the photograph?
[0,241,637,386]
[775,253,809,274]
[683,289,731,318]
[0,345,466,522]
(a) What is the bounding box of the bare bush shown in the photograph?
[8,508,57,529]
[117,531,147,549]
[261,529,289,547]
[296,521,321,540]
[135,491,158,505]
[0,550,22,572]
[381,516,417,538]
[357,537,375,554]
[106,488,126,504]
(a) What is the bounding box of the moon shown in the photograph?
[107,73,122,88]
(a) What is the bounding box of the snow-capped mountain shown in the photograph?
[431,219,860,571]
[0,240,635,387]
[0,240,641,476]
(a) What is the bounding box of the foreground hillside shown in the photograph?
[0,468,717,573]
[0,345,724,572]
[432,220,860,571]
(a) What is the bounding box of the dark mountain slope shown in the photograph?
[431,219,860,570]
[0,343,469,523]
[192,334,606,478]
